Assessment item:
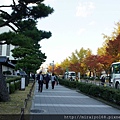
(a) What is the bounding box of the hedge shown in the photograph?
[6,76,21,94]
[59,79,120,105]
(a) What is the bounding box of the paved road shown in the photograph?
[30,82,120,120]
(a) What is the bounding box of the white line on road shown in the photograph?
[36,90,76,93]
[35,95,89,98]
[34,104,111,108]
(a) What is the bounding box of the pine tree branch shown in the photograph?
[7,23,17,33]
[0,10,20,31]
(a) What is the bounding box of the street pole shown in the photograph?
[52,60,54,73]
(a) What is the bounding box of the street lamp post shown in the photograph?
[52,60,54,73]
[50,61,54,73]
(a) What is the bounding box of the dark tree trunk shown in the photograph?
[0,63,10,102]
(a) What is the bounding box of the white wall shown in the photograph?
[2,44,7,55]
[9,44,15,60]
[1,44,15,60]
[2,65,14,75]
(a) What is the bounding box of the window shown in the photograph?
[112,63,120,74]
[70,73,76,76]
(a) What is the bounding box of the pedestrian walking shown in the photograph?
[51,73,56,89]
[69,75,73,81]
[44,73,51,89]
[76,75,79,82]
[37,71,43,92]
[100,75,105,86]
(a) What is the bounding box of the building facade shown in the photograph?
[0,44,15,60]
[0,44,16,75]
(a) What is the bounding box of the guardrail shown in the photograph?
[19,80,35,120]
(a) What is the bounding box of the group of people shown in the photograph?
[36,71,58,92]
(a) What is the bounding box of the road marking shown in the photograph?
[35,95,89,98]
[36,90,77,93]
[34,104,111,108]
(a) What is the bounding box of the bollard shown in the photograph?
[24,99,28,108]
[27,94,30,99]
[19,108,24,120]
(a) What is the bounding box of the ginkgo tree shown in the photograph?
[68,48,92,76]
[60,58,70,72]
[57,48,92,77]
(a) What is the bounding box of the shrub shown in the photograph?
[14,81,20,90]
[114,92,120,105]
[59,78,120,106]
[9,84,15,94]
[68,81,76,88]
[3,70,12,75]
[6,76,21,93]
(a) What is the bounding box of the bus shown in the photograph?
[109,62,120,89]
[64,71,76,80]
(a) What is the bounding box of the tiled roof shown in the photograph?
[0,56,15,68]
[0,56,8,63]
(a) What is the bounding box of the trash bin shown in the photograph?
[21,76,25,90]
[18,70,27,90]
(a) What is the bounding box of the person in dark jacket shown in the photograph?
[37,71,43,92]
[51,73,56,89]
[101,76,105,85]
[44,73,51,89]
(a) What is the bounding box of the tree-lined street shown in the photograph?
[0,2,120,119]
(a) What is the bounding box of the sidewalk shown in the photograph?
[30,82,120,119]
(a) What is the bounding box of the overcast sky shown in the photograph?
[1,0,120,67]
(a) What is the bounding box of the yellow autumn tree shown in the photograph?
[97,21,120,56]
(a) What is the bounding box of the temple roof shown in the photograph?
[0,56,15,68]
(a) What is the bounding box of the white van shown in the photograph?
[64,71,76,80]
